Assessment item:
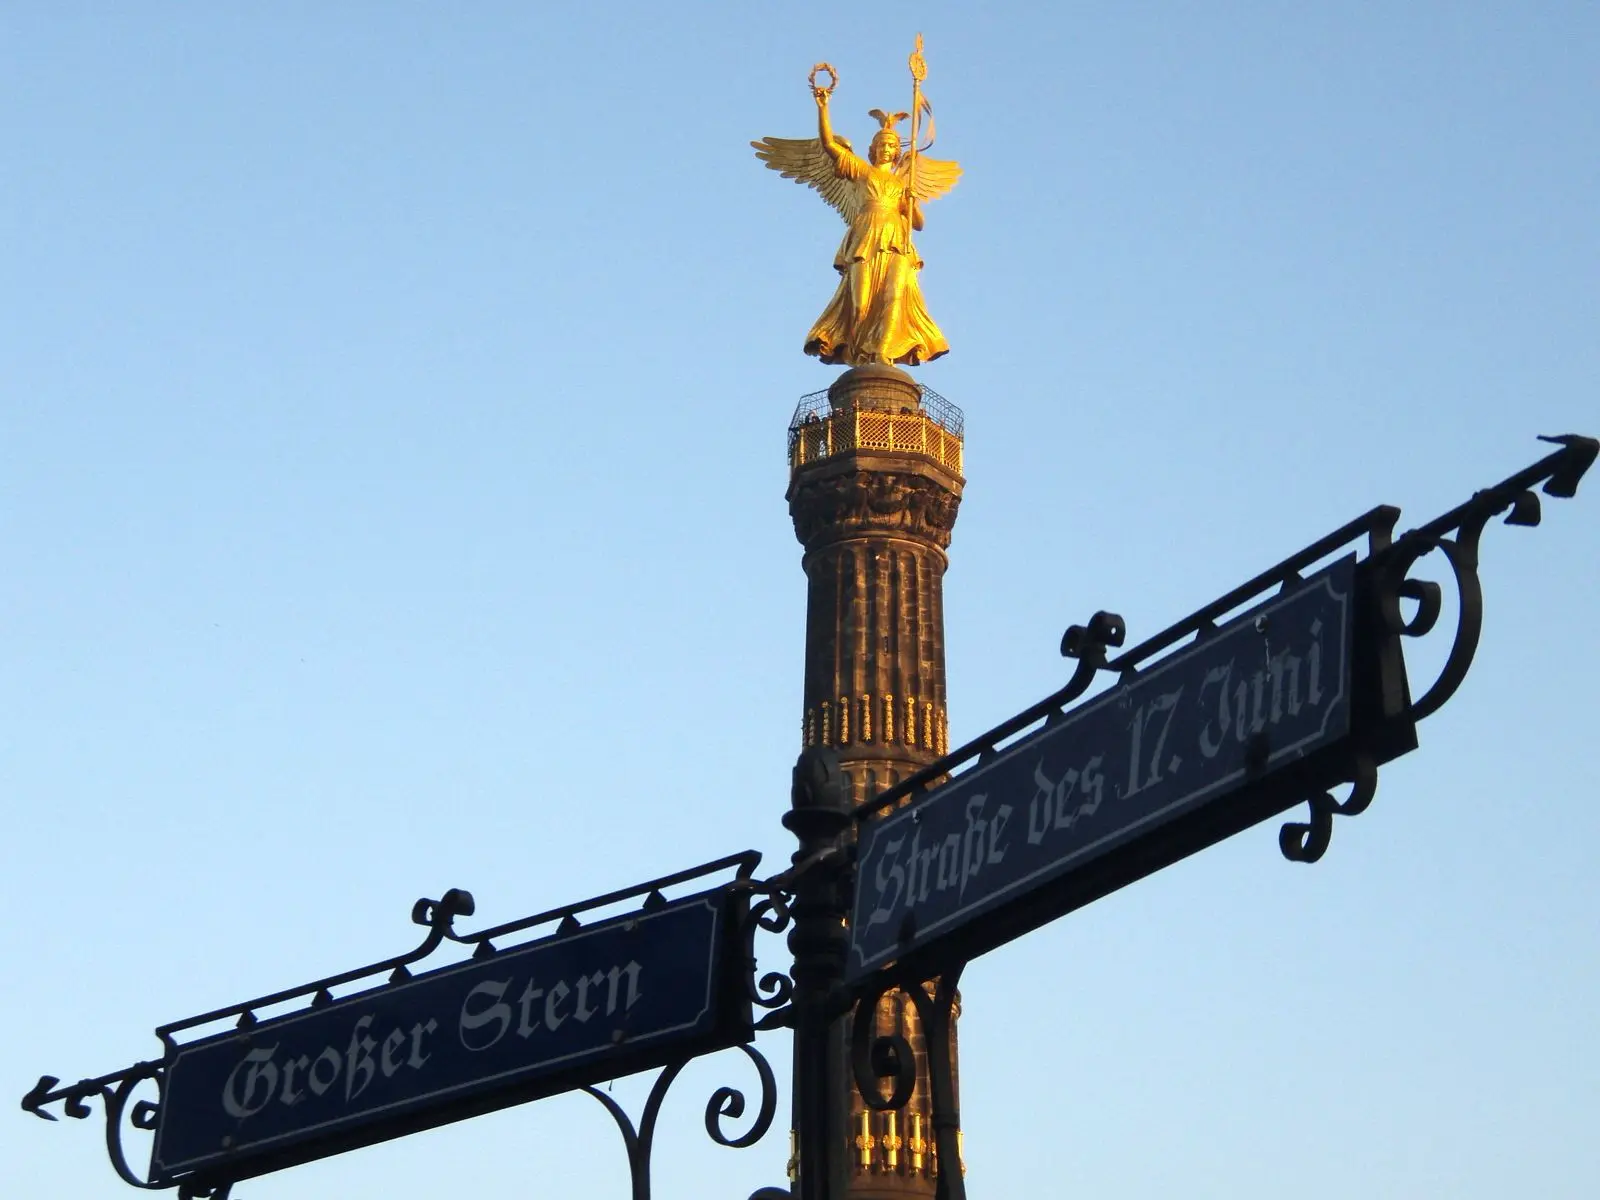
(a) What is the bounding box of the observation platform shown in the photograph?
[787,366,964,478]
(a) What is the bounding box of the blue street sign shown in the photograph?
[151,889,748,1185]
[849,557,1360,981]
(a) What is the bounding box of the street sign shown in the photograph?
[849,556,1384,982]
[150,888,750,1186]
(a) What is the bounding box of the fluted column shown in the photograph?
[787,365,964,1198]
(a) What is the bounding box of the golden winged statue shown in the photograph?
[753,66,961,367]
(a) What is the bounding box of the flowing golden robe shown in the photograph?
[805,150,947,367]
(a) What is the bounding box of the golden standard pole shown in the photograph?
[907,33,927,238]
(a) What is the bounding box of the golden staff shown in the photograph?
[907,33,927,236]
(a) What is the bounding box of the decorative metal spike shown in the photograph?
[556,914,581,934]
[1536,433,1596,497]
[21,1076,58,1121]
[311,988,333,1008]
[388,965,411,984]
[235,1010,257,1029]
[472,940,497,960]
[640,890,667,912]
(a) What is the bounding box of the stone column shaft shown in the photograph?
[787,365,965,1199]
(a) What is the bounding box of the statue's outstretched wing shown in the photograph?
[897,155,962,204]
[752,136,861,222]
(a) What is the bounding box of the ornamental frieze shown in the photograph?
[789,469,962,549]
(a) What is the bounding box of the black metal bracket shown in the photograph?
[784,746,856,1200]
[1278,433,1595,860]
[22,851,765,1193]
[852,435,1595,863]
[581,1042,778,1200]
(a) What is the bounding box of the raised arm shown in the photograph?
[814,89,847,167]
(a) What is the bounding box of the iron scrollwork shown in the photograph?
[1374,434,1595,723]
[1279,433,1595,861]
[850,965,967,1200]
[733,880,797,1029]
[22,1061,172,1193]
[581,1042,779,1200]
[1278,752,1379,863]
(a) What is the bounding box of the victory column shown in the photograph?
[755,37,968,1199]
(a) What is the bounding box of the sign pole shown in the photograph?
[784,748,853,1200]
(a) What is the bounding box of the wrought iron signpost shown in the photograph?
[21,435,1596,1200]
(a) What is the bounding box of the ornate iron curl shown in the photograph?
[853,607,1125,822]
[850,965,968,1200]
[848,997,916,1113]
[725,867,798,1025]
[1378,512,1488,725]
[746,892,797,1023]
[580,1042,778,1200]
[1279,754,1378,864]
[738,827,868,1034]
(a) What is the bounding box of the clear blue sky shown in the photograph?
[4,3,1596,1198]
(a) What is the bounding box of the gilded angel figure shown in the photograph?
[753,73,961,367]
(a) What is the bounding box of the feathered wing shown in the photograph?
[896,155,962,204]
[751,136,861,222]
